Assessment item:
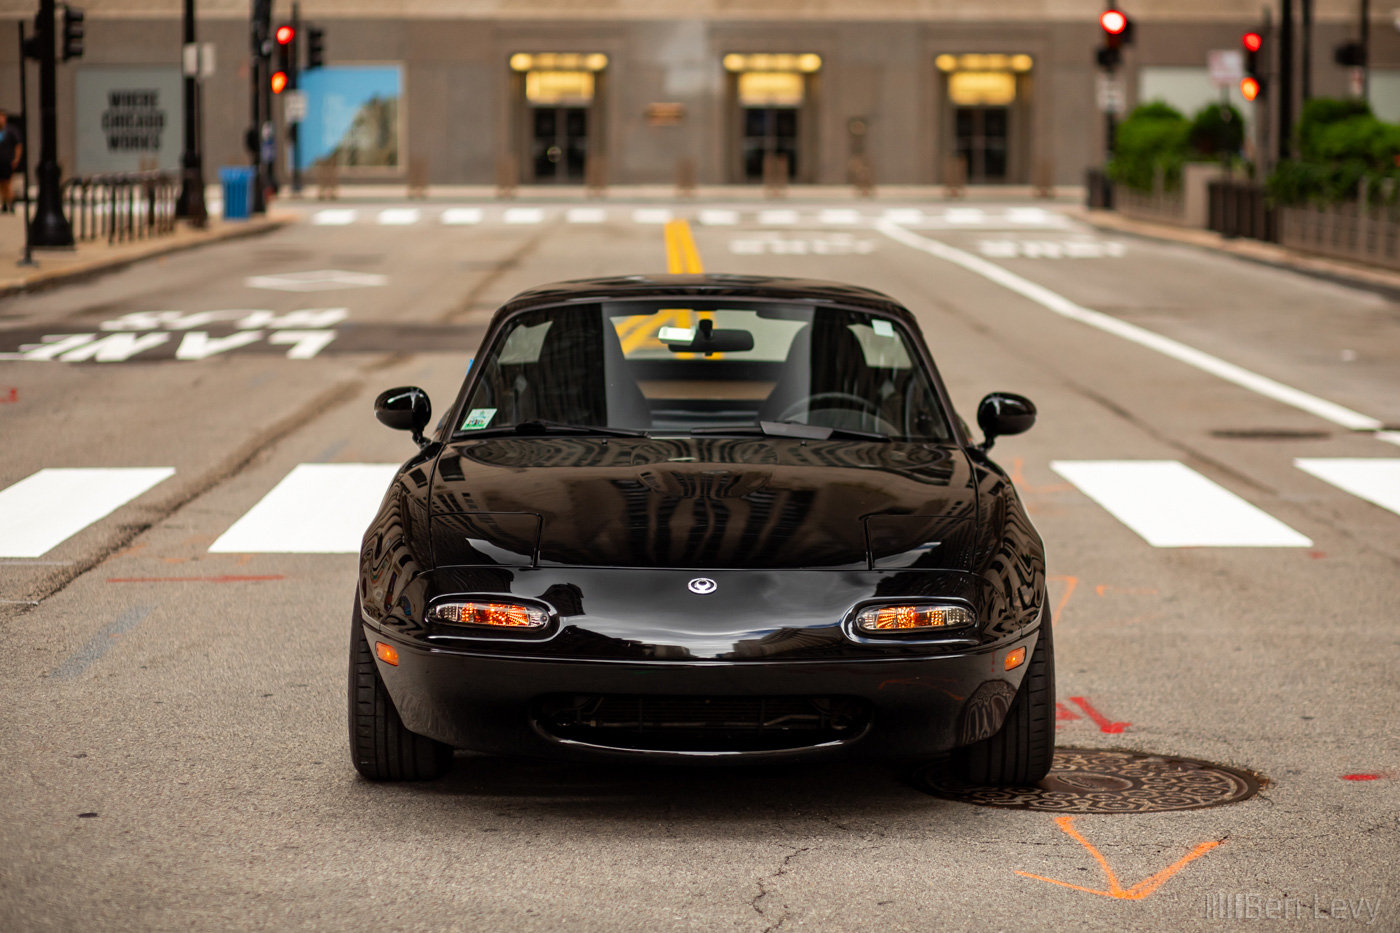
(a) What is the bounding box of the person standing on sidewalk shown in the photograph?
[0,110,23,213]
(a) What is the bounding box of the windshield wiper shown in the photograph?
[691,421,890,442]
[460,419,649,439]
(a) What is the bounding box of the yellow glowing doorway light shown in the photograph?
[948,71,1017,106]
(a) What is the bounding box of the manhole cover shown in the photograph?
[921,748,1262,812]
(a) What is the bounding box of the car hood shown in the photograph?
[428,437,979,570]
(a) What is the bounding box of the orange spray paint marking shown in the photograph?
[0,388,17,403]
[1010,458,1073,494]
[1069,696,1131,733]
[1055,702,1081,721]
[1048,575,1078,622]
[1016,816,1223,900]
[1094,584,1159,597]
[1341,773,1383,781]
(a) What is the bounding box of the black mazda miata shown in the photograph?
[350,275,1052,784]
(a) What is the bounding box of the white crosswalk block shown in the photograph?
[758,209,800,225]
[632,209,672,224]
[312,209,358,226]
[1295,459,1400,518]
[503,208,545,224]
[377,208,420,225]
[210,463,400,554]
[943,208,986,225]
[1050,460,1312,547]
[882,208,923,224]
[1008,207,1051,224]
[0,467,174,558]
[567,207,607,223]
[440,208,483,225]
[819,209,861,225]
[699,209,739,226]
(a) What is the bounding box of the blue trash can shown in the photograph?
[218,166,255,220]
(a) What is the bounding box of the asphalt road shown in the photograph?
[2,198,1397,932]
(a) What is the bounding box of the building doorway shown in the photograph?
[954,106,1009,183]
[742,107,798,182]
[936,53,1034,185]
[532,107,588,182]
[724,53,821,184]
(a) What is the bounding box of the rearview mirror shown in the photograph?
[976,392,1036,451]
[375,386,432,448]
[660,318,754,356]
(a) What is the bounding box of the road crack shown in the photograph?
[750,845,809,933]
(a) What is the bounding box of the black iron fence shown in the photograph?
[62,171,181,244]
[1207,181,1277,242]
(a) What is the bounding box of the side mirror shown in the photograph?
[976,392,1036,451]
[375,386,432,448]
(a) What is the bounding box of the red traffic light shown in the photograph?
[271,71,289,94]
[275,25,295,45]
[1240,76,1261,101]
[1242,32,1262,52]
[1100,9,1128,35]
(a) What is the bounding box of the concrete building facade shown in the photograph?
[0,0,1395,189]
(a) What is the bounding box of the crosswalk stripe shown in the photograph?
[311,209,357,226]
[1050,460,1313,548]
[758,209,800,225]
[819,209,861,225]
[440,207,483,225]
[377,208,420,225]
[503,207,545,224]
[567,207,607,223]
[209,463,401,554]
[698,209,740,226]
[1294,459,1400,518]
[633,208,673,224]
[882,208,924,224]
[0,467,175,558]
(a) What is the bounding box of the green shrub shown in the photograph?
[1266,97,1400,205]
[1108,102,1191,191]
[1189,103,1245,157]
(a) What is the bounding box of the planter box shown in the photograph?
[1118,162,1225,229]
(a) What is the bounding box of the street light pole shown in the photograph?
[28,0,73,247]
[177,0,207,226]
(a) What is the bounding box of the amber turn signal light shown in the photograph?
[429,601,549,629]
[375,642,399,666]
[1004,647,1026,671]
[854,604,975,633]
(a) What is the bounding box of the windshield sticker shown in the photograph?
[461,408,497,430]
[872,319,895,338]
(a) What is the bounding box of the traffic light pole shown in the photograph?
[177,0,207,226]
[29,0,73,248]
[16,23,34,266]
[290,1,301,195]
[1279,0,1294,159]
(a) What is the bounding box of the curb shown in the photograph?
[1079,209,1400,300]
[0,215,295,299]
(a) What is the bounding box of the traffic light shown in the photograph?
[1096,9,1134,69]
[271,70,288,94]
[61,5,84,62]
[1241,31,1266,100]
[306,25,325,70]
[275,24,295,74]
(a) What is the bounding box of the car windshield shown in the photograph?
[455,300,953,442]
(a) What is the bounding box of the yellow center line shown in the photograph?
[622,220,709,355]
[663,219,705,274]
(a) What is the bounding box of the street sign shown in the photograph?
[1208,50,1244,88]
[181,42,217,78]
[284,90,307,123]
[1095,73,1124,114]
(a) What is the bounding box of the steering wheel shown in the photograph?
[777,392,880,423]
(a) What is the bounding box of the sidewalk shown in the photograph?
[1079,208,1400,296]
[0,208,293,297]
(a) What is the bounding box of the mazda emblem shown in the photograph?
[687,577,717,595]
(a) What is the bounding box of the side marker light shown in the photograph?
[375,642,399,666]
[1005,647,1027,671]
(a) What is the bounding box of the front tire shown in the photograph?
[347,600,454,781]
[951,612,1056,785]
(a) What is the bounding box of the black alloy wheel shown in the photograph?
[347,599,454,781]
[951,611,1056,786]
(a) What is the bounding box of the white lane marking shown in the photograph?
[245,270,386,291]
[567,207,607,223]
[1295,459,1400,518]
[440,208,483,225]
[175,331,265,360]
[877,221,1386,433]
[209,463,400,553]
[268,330,337,359]
[503,208,545,224]
[1050,460,1312,548]
[311,209,357,226]
[1377,432,1400,447]
[0,468,175,558]
[819,209,862,225]
[882,209,924,224]
[632,209,673,224]
[979,239,1125,259]
[699,209,739,226]
[1008,207,1051,224]
[758,209,800,225]
[377,208,420,225]
[942,208,986,224]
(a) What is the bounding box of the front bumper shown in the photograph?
[367,623,1040,762]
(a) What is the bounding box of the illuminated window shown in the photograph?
[738,72,805,107]
[948,71,1016,106]
[525,71,595,105]
[510,52,608,72]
